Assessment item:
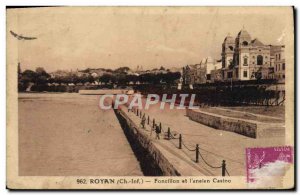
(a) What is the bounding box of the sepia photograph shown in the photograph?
[6,6,295,190]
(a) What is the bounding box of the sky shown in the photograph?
[7,7,292,72]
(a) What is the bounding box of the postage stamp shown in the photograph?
[246,146,294,188]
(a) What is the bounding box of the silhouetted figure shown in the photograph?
[141,115,146,129]
[155,124,161,140]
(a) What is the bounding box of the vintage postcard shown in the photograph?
[6,6,295,190]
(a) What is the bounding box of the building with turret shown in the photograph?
[182,27,285,85]
[222,28,273,81]
[221,27,284,82]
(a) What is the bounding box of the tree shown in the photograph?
[35,67,50,85]
[116,73,127,85]
[18,69,37,91]
[79,74,95,84]
[115,67,131,74]
[21,70,37,84]
[159,66,166,71]
[162,72,181,84]
[99,74,112,85]
[81,68,91,73]
[139,73,160,84]
[35,67,47,75]
[126,74,139,84]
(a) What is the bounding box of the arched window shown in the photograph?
[229,46,234,51]
[242,41,248,46]
[257,55,263,65]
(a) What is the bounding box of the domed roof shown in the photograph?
[224,34,234,43]
[237,28,251,39]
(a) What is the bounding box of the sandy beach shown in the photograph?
[18,93,143,176]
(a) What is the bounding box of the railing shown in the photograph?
[128,106,230,177]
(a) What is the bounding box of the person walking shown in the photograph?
[141,114,146,129]
[155,124,161,140]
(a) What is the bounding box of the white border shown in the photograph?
[1,1,299,194]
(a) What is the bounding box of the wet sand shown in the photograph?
[18,93,143,176]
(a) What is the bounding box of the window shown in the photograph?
[278,54,281,60]
[242,41,248,46]
[229,46,233,51]
[257,55,263,65]
[243,57,248,66]
[227,72,233,79]
[243,71,248,78]
[206,74,211,80]
[282,63,285,70]
[283,74,285,78]
[278,64,281,71]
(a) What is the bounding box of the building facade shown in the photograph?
[182,57,215,85]
[222,28,274,81]
[271,45,285,80]
[182,64,205,85]
[210,60,223,83]
[182,28,285,85]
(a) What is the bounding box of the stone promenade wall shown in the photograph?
[186,109,257,138]
[115,109,181,176]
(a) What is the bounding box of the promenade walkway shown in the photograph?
[122,96,285,176]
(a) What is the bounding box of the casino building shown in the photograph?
[182,27,285,85]
[221,27,284,81]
